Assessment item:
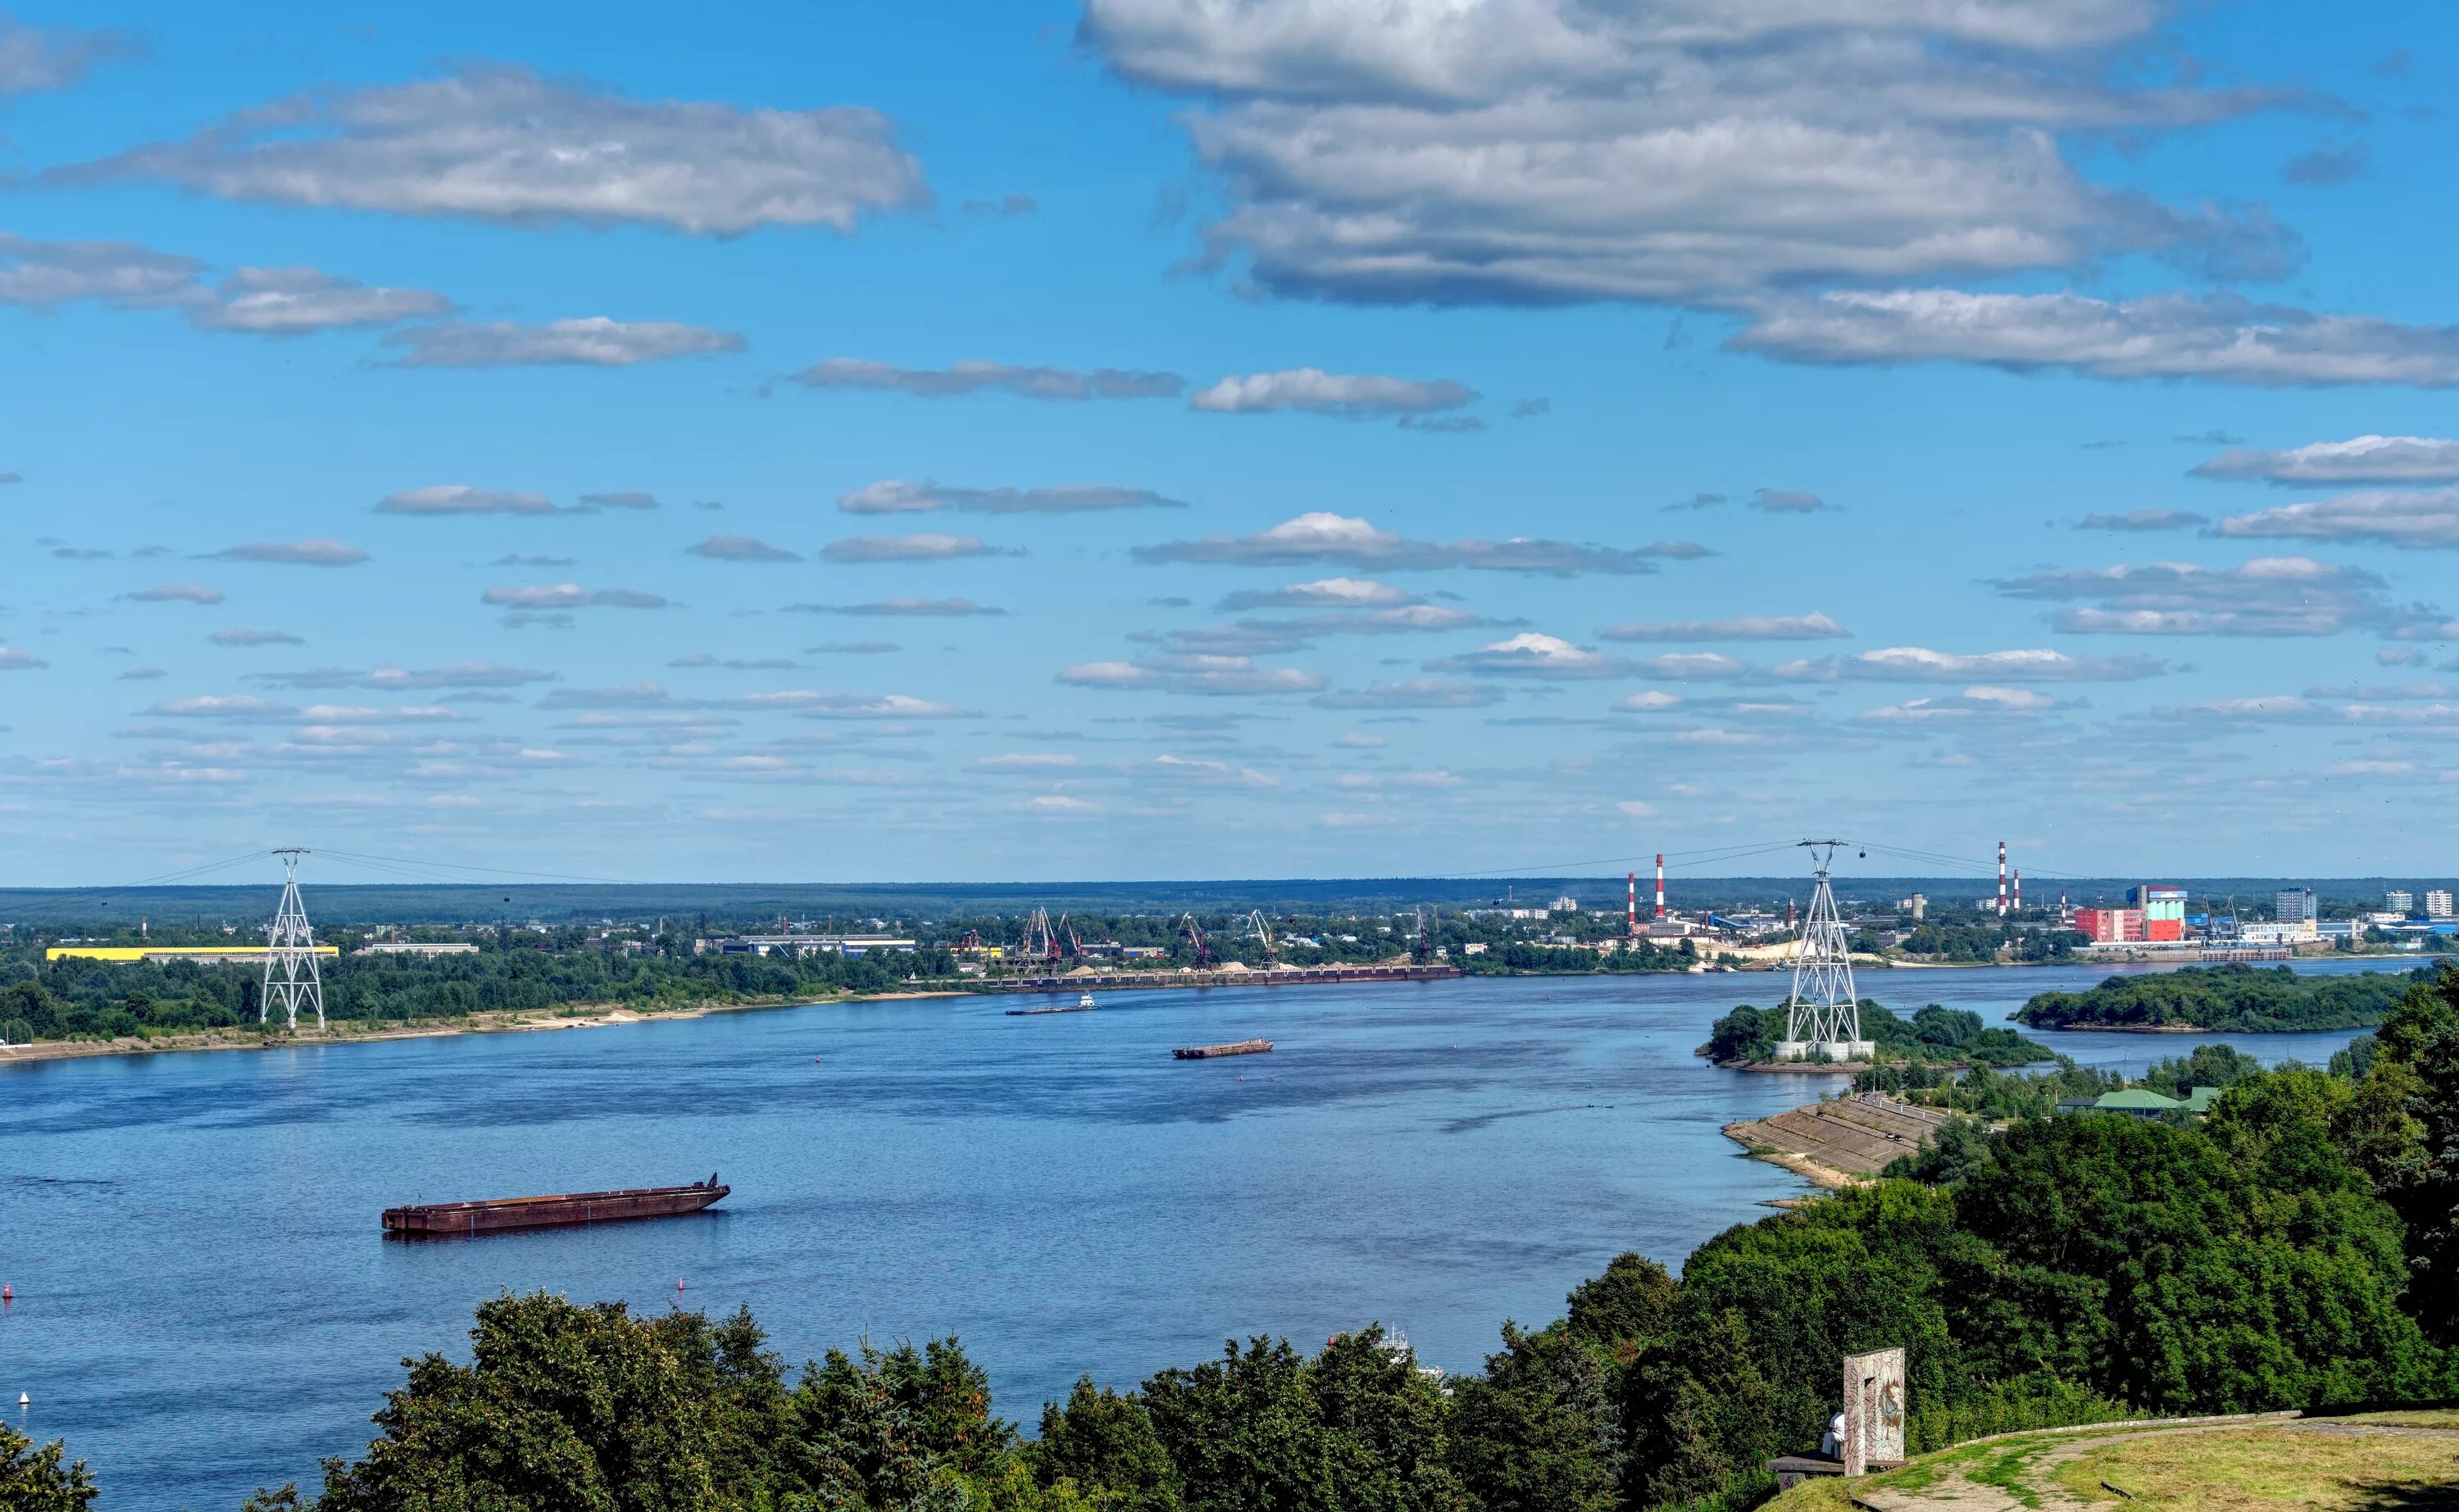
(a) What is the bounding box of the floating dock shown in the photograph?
[1174,1039,1273,1060]
[383,1174,729,1237]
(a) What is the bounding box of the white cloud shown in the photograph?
[788,357,1183,400]
[190,267,452,334]
[480,583,669,609]
[210,629,305,647]
[1616,800,1657,817]
[2075,509,2207,532]
[211,538,370,566]
[1733,290,2459,387]
[384,317,744,367]
[1057,655,1325,696]
[790,693,966,720]
[787,597,1006,617]
[293,703,466,724]
[0,646,48,670]
[580,491,660,511]
[1189,368,1475,417]
[146,694,296,719]
[1612,691,1682,711]
[1993,556,2421,635]
[2193,435,2459,486]
[1433,632,1633,679]
[1598,611,1845,642]
[1308,677,1502,709]
[0,17,136,95]
[1773,646,2164,681]
[1083,0,2290,307]
[820,534,1002,563]
[973,752,1080,771]
[250,662,556,690]
[61,65,928,235]
[378,485,558,516]
[1749,488,1825,513]
[1134,511,1678,574]
[1634,652,1750,679]
[1861,687,2062,720]
[1023,794,1100,813]
[1334,731,1384,747]
[1216,577,1416,610]
[2212,489,2459,549]
[125,583,224,604]
[838,479,1184,514]
[686,534,803,562]
[0,230,202,310]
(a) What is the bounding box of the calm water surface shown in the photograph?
[0,958,2414,1509]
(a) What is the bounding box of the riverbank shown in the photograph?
[1723,1093,1955,1188]
[0,989,964,1065]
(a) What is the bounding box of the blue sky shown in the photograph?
[4,0,2458,887]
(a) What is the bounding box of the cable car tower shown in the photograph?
[1774,839,1870,1061]
[262,847,326,1031]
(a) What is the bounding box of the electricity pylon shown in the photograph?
[1775,840,1869,1060]
[262,848,326,1031]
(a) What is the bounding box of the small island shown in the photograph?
[2013,962,2429,1033]
[1700,1000,2055,1069]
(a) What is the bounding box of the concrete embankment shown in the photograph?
[1724,1092,1957,1187]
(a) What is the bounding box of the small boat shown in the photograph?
[1174,1039,1273,1060]
[383,1174,728,1237]
[1005,994,1098,1017]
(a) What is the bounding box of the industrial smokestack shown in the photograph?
[1997,840,2008,916]
[1626,872,1637,936]
[2012,869,2022,915]
[1654,854,1666,919]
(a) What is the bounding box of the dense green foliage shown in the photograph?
[1701,1001,2053,1068]
[0,1423,98,1511]
[1875,923,2082,964]
[2014,964,2423,1033]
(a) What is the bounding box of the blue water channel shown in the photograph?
[0,957,2414,1510]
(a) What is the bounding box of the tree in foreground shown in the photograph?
[0,1422,98,1512]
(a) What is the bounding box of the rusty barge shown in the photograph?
[383,1174,729,1237]
[1173,1039,1273,1060]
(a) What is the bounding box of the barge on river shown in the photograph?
[383,1174,729,1237]
[1173,1039,1273,1060]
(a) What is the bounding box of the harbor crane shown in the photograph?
[1020,907,1061,965]
[1178,912,1211,966]
[1241,909,1276,960]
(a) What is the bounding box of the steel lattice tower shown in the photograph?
[262,848,325,1031]
[1776,840,1869,1060]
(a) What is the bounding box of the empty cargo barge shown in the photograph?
[382,1174,730,1237]
[1173,1039,1273,1060]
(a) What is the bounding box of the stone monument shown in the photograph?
[1840,1346,1907,1474]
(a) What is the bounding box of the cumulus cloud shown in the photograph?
[0,16,137,95]
[210,629,306,647]
[1024,794,1099,813]
[1611,691,1682,711]
[820,534,1004,563]
[1134,511,1679,575]
[2075,509,2206,532]
[58,65,929,235]
[378,485,557,516]
[191,266,453,334]
[1308,677,1502,710]
[145,694,297,720]
[1749,488,1826,513]
[1993,556,2423,636]
[2211,489,2459,550]
[1861,687,2065,721]
[1597,611,1845,642]
[787,597,1006,617]
[0,233,463,339]
[1081,0,2294,307]
[211,538,370,566]
[1057,655,1325,696]
[1155,605,1498,657]
[384,316,743,367]
[2192,435,2459,487]
[1772,646,2166,681]
[125,583,224,604]
[1216,577,1416,611]
[686,534,803,562]
[480,583,669,609]
[1189,368,1475,417]
[837,479,1185,514]
[249,662,556,690]
[790,693,966,720]
[0,230,206,310]
[1732,290,2459,387]
[787,357,1183,401]
[1431,632,1634,679]
[0,646,48,670]
[1631,652,1751,679]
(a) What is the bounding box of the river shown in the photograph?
[0,956,2417,1509]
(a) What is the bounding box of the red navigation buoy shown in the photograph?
[676,1278,686,1292]
[2,1283,11,1302]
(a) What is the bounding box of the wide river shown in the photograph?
[0,956,2420,1509]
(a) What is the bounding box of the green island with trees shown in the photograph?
[1700,1001,2057,1069]
[25,967,2454,1511]
[2012,962,2425,1033]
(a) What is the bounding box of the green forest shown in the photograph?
[2012,963,2425,1033]
[1699,1001,2056,1068]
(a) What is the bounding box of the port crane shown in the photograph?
[1020,907,1061,965]
[1241,909,1276,961]
[1178,912,1211,966]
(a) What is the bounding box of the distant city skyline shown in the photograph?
[5,2,2459,884]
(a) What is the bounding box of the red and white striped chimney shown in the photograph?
[1997,841,2008,916]
[1626,872,1638,935]
[2012,868,2022,915]
[1655,854,1666,918]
